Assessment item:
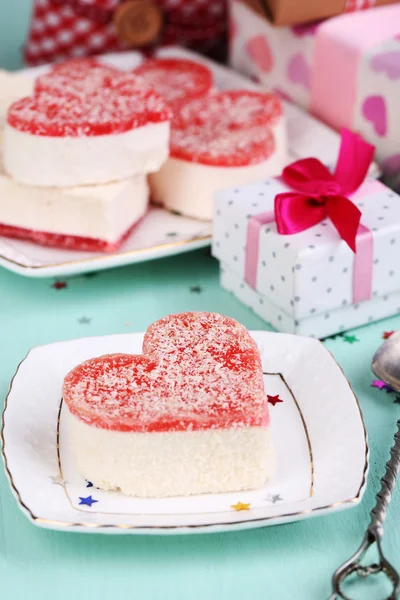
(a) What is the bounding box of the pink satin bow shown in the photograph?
[274,128,375,251]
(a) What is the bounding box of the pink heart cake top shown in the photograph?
[63,313,269,433]
[7,59,172,137]
[168,90,280,166]
[176,90,282,130]
[169,122,275,166]
[134,58,213,106]
[34,58,122,96]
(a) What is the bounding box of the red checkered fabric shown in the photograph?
[24,0,227,66]
[344,0,376,11]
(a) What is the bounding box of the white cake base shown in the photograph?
[0,71,34,130]
[3,121,170,187]
[0,159,149,243]
[149,121,287,221]
[66,408,276,498]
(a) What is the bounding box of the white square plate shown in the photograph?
[0,47,379,278]
[2,331,368,534]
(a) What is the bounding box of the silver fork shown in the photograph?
[329,334,400,599]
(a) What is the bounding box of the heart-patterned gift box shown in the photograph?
[230,1,400,185]
[212,132,400,339]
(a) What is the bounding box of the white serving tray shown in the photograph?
[2,331,368,534]
[0,47,378,278]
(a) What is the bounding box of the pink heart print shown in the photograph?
[246,35,274,73]
[287,53,310,90]
[371,51,400,80]
[362,95,387,137]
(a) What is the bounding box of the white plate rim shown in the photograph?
[1,331,369,534]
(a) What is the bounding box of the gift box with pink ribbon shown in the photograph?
[212,130,400,338]
[230,1,400,183]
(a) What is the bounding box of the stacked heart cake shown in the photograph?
[0,59,172,252]
[63,312,275,498]
[135,59,286,221]
[0,56,286,250]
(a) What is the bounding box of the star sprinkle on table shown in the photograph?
[49,475,66,486]
[383,331,395,339]
[267,394,283,406]
[78,316,91,324]
[231,502,250,511]
[342,334,359,344]
[393,395,400,405]
[321,332,344,342]
[52,280,67,290]
[371,379,387,390]
[190,285,202,293]
[371,380,394,393]
[79,495,98,507]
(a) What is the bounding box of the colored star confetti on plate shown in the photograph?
[231,501,250,511]
[52,280,67,290]
[49,475,66,486]
[342,335,359,344]
[190,285,202,293]
[383,331,395,339]
[267,394,283,406]
[393,395,400,405]
[79,495,98,507]
[85,480,93,488]
[265,494,283,504]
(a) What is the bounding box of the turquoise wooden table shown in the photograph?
[1,248,400,600]
[1,6,400,599]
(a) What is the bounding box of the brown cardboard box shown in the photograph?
[243,0,399,26]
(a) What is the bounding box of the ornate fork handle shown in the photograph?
[369,420,400,536]
[329,420,400,600]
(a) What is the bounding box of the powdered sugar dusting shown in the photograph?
[170,122,275,166]
[63,313,270,433]
[134,58,213,105]
[34,57,122,96]
[176,90,282,130]
[169,90,281,166]
[7,60,172,137]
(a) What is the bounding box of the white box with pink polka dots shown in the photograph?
[212,177,400,338]
[230,0,400,184]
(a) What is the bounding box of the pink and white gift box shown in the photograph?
[212,157,400,339]
[230,1,400,182]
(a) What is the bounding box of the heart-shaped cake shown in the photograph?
[34,58,121,97]
[134,58,213,108]
[63,312,275,498]
[3,58,172,187]
[149,90,286,220]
